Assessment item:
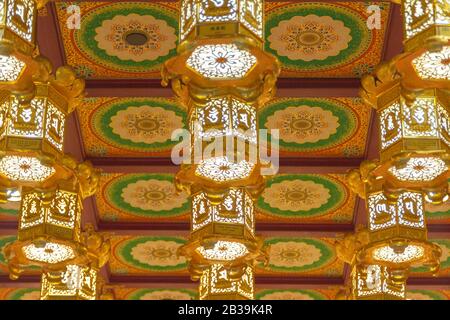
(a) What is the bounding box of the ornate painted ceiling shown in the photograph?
[0,0,448,300]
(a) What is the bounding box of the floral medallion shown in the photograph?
[262,180,331,211]
[256,289,327,300]
[258,175,346,218]
[116,237,187,271]
[56,2,179,78]
[265,106,339,144]
[91,98,186,153]
[109,106,183,145]
[263,238,335,272]
[260,98,357,152]
[265,2,389,77]
[104,174,190,218]
[94,13,177,62]
[121,179,187,211]
[127,289,196,300]
[268,15,351,62]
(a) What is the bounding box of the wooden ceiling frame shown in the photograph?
[0,2,447,293]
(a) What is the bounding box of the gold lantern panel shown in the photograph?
[402,0,450,51]
[0,0,37,55]
[199,264,254,300]
[368,190,426,241]
[192,188,254,238]
[18,185,82,242]
[0,0,49,91]
[191,96,257,147]
[41,264,98,300]
[179,187,263,267]
[360,190,442,270]
[378,89,449,161]
[180,0,263,45]
[352,264,406,300]
[0,66,85,190]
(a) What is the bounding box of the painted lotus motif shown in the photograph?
[95,14,177,62]
[265,106,339,143]
[19,291,40,300]
[262,179,331,211]
[130,240,185,267]
[268,15,352,61]
[109,106,183,144]
[258,291,317,300]
[268,241,322,268]
[121,179,187,211]
[137,290,194,300]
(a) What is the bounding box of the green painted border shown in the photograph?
[0,236,16,265]
[407,290,448,300]
[262,238,335,272]
[259,98,357,152]
[128,288,197,300]
[105,174,190,217]
[0,207,18,217]
[256,289,327,300]
[257,174,346,218]
[265,4,370,71]
[412,240,450,273]
[7,288,40,300]
[92,99,187,152]
[76,3,178,71]
[118,236,187,271]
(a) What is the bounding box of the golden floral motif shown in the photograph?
[121,179,187,211]
[94,14,177,62]
[138,290,193,300]
[265,106,339,143]
[262,180,331,211]
[130,240,185,267]
[259,291,315,300]
[268,15,352,61]
[109,106,183,144]
[269,241,322,268]
[19,291,41,300]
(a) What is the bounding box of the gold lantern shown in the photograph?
[0,0,49,94]
[40,225,111,300]
[0,65,85,200]
[360,58,449,203]
[198,263,254,300]
[180,0,263,45]
[4,159,102,279]
[401,0,450,52]
[352,264,406,300]
[165,0,279,300]
[41,264,98,300]
[346,163,442,273]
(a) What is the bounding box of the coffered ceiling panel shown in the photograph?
[95,173,356,224]
[265,2,391,78]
